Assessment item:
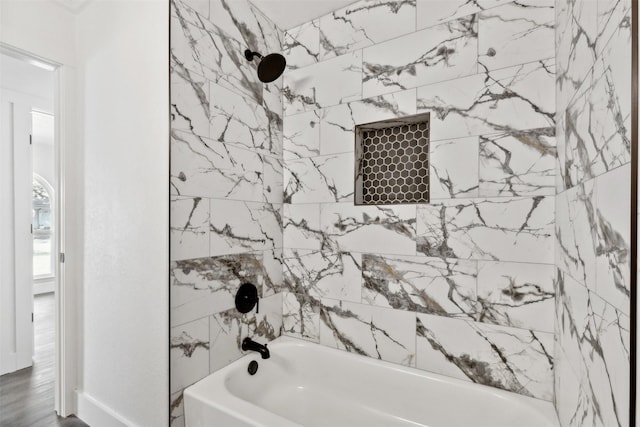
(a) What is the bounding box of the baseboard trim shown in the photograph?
[77,391,139,427]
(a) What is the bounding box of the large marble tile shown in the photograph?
[171,1,264,106]
[556,272,630,427]
[171,196,210,261]
[318,0,416,61]
[478,1,554,71]
[282,292,320,342]
[429,136,479,199]
[416,313,553,400]
[417,60,556,141]
[283,109,321,160]
[171,56,210,139]
[170,317,209,393]
[262,155,283,204]
[594,164,630,314]
[555,181,598,291]
[416,0,513,30]
[362,16,478,98]
[283,249,362,302]
[555,0,597,112]
[596,0,631,54]
[283,203,322,250]
[320,203,417,254]
[208,0,281,55]
[175,0,208,19]
[417,196,554,263]
[283,20,320,71]
[320,299,416,366]
[210,82,280,156]
[209,200,282,255]
[563,19,631,187]
[170,253,265,327]
[283,51,363,115]
[170,130,263,201]
[261,248,284,296]
[319,89,417,155]
[284,153,354,203]
[479,127,556,197]
[476,261,555,332]
[362,254,477,317]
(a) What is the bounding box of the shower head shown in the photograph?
[244,49,286,83]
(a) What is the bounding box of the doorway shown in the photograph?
[0,50,70,425]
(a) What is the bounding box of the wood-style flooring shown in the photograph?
[0,293,89,427]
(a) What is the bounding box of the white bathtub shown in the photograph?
[184,336,560,427]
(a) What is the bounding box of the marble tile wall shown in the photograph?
[281,0,556,401]
[554,0,631,426]
[169,0,284,425]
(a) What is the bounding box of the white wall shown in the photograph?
[76,1,169,426]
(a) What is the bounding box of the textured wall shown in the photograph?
[169,0,284,425]
[281,0,556,401]
[554,0,632,426]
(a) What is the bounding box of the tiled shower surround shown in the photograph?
[554,0,631,426]
[169,0,284,425]
[282,0,556,402]
[169,0,632,426]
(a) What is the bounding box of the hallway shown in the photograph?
[0,294,87,426]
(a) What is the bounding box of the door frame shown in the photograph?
[1,43,79,417]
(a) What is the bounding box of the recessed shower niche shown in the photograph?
[355,113,430,205]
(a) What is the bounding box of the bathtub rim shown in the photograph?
[183,335,560,427]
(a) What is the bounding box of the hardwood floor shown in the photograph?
[0,293,88,427]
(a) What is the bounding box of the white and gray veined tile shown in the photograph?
[261,248,284,296]
[416,0,513,30]
[262,155,284,204]
[170,317,210,393]
[171,196,210,261]
[170,130,263,201]
[170,1,264,106]
[596,0,631,54]
[319,89,417,155]
[210,82,281,156]
[429,136,479,199]
[171,54,210,139]
[418,60,556,141]
[563,17,631,187]
[209,200,282,256]
[362,254,477,317]
[320,299,416,367]
[318,0,416,61]
[476,261,555,333]
[283,20,320,70]
[284,153,355,203]
[283,249,362,302]
[555,0,598,112]
[594,164,631,314]
[416,313,554,400]
[479,127,556,197]
[556,272,630,427]
[320,203,417,254]
[170,390,185,427]
[554,180,598,291]
[478,0,554,71]
[362,15,478,99]
[283,109,321,160]
[208,0,281,55]
[283,50,363,115]
[282,292,321,342]
[417,196,554,264]
[283,204,323,250]
[170,253,265,327]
